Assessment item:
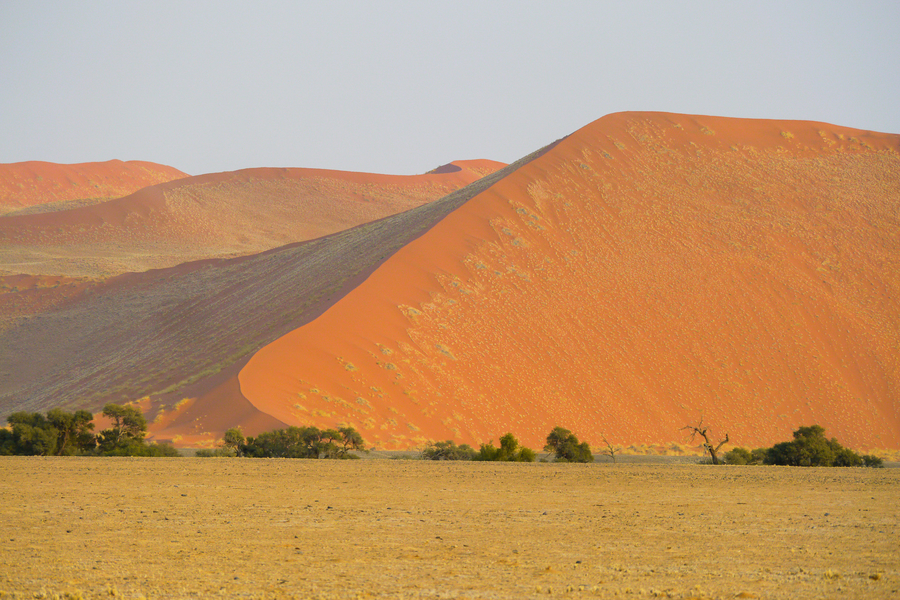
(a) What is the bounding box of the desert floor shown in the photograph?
[0,457,897,599]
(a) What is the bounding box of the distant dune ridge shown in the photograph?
[1,112,898,453]
[0,159,504,278]
[0,159,188,213]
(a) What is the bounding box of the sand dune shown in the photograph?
[0,159,187,213]
[226,112,900,452]
[0,160,504,278]
[2,113,898,453]
[0,158,527,425]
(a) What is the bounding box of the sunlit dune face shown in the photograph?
[233,113,900,451]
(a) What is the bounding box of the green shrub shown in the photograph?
[421,440,477,460]
[763,425,878,467]
[102,441,181,457]
[862,454,884,468]
[724,447,752,465]
[751,447,769,464]
[241,426,365,459]
[196,447,238,457]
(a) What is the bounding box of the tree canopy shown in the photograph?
[1,404,179,457]
[544,427,594,463]
[239,426,365,459]
[474,433,536,462]
[724,425,883,467]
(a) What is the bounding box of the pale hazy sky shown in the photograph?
[2,1,898,176]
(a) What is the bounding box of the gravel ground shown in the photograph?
[0,457,897,599]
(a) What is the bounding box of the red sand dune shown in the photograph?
[167,112,898,452]
[0,161,517,425]
[2,114,898,454]
[0,160,187,211]
[0,160,505,277]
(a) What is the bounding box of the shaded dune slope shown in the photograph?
[0,156,536,428]
[220,112,899,451]
[0,160,187,213]
[0,160,504,278]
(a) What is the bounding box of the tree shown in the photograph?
[474,433,536,462]
[240,425,366,459]
[764,425,875,467]
[98,403,147,451]
[722,426,882,468]
[544,427,593,463]
[2,409,95,456]
[599,433,620,463]
[47,408,95,455]
[682,417,728,465]
[222,427,245,456]
[5,412,57,456]
[337,426,365,458]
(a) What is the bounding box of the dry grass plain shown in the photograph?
[1,458,897,599]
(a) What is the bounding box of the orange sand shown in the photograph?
[0,160,505,277]
[0,160,187,210]
[219,113,900,452]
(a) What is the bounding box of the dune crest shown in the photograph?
[227,112,900,451]
[0,158,518,425]
[0,160,506,278]
[0,160,187,213]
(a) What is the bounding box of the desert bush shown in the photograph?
[1,404,182,457]
[473,432,536,462]
[2,409,96,456]
[241,425,365,459]
[0,427,12,455]
[222,427,245,456]
[763,425,879,467]
[196,447,238,457]
[544,427,594,463]
[102,440,181,457]
[724,447,753,465]
[751,447,769,464]
[421,440,477,460]
[862,454,884,468]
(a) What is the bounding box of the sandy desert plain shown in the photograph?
[1,456,898,600]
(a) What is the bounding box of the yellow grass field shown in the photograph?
[0,457,897,599]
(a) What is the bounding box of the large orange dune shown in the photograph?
[185,112,898,452]
[0,160,504,278]
[2,113,898,454]
[0,160,187,212]
[0,160,518,422]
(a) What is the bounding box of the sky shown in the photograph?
[2,1,899,177]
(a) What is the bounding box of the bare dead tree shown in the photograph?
[682,416,729,465]
[599,433,620,463]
